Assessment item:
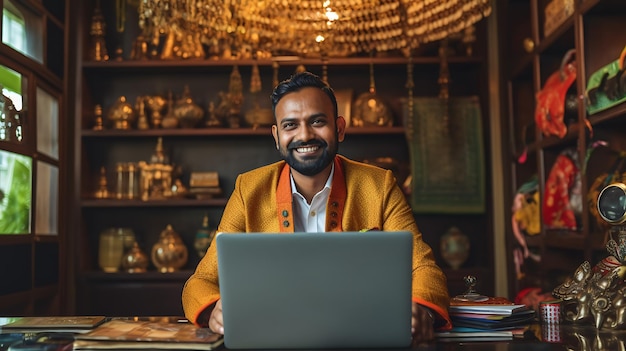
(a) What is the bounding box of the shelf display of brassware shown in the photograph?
[90,137,222,202]
[95,69,247,131]
[96,222,202,274]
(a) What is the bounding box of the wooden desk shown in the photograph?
[415,323,625,351]
[1,319,619,351]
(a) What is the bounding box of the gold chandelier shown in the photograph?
[136,0,492,58]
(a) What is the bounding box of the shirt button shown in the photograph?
[332,201,339,207]
[330,212,337,217]
[310,211,316,217]
[330,221,337,228]
[283,220,290,227]
[282,210,289,217]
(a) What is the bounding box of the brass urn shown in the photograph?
[107,96,136,129]
[173,86,204,128]
[121,241,149,273]
[151,224,188,273]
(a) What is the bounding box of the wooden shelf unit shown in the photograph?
[502,0,626,297]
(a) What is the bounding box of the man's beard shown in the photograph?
[279,139,337,176]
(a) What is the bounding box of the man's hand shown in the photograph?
[411,302,435,344]
[209,299,224,334]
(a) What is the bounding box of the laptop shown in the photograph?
[216,231,414,349]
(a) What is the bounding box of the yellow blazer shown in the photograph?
[182,155,452,329]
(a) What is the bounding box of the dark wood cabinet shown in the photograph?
[68,1,495,315]
[502,0,626,298]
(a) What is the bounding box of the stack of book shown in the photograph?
[437,302,535,341]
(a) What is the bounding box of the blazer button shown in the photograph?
[282,210,289,217]
[283,220,290,227]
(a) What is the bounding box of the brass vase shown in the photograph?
[107,96,136,130]
[121,241,149,273]
[151,224,188,273]
[173,86,204,128]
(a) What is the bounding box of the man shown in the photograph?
[182,72,451,343]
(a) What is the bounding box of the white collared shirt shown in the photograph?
[290,164,334,233]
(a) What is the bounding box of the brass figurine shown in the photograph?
[146,95,166,129]
[136,96,150,130]
[138,137,173,201]
[89,1,109,61]
[93,104,104,130]
[107,96,136,130]
[94,166,111,199]
[244,62,273,129]
[553,183,626,329]
[215,66,244,128]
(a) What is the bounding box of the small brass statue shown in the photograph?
[107,96,136,130]
[88,2,109,61]
[214,66,244,128]
[138,137,173,201]
[553,183,626,329]
[93,166,111,199]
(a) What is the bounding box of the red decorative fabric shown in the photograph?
[543,152,579,229]
[535,60,577,138]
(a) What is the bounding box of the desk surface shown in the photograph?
[415,323,625,351]
[1,318,622,351]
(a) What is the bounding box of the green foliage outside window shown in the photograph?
[0,151,31,234]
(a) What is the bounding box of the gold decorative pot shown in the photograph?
[121,241,149,273]
[151,224,188,273]
[107,96,136,129]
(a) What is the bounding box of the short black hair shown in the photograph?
[270,71,338,119]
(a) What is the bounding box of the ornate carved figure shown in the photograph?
[552,187,626,330]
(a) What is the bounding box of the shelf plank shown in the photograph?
[81,198,228,208]
[543,230,586,250]
[81,126,406,138]
[589,103,626,126]
[82,56,482,70]
[81,270,193,282]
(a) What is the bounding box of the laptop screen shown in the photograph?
[216,231,414,349]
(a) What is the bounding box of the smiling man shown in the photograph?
[182,72,452,343]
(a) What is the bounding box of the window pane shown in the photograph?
[36,87,59,159]
[35,162,58,235]
[0,65,26,143]
[2,0,44,63]
[0,150,32,234]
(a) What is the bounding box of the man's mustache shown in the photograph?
[287,140,327,150]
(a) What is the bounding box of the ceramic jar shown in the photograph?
[440,226,470,270]
[194,214,216,258]
[151,224,188,273]
[98,228,134,272]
